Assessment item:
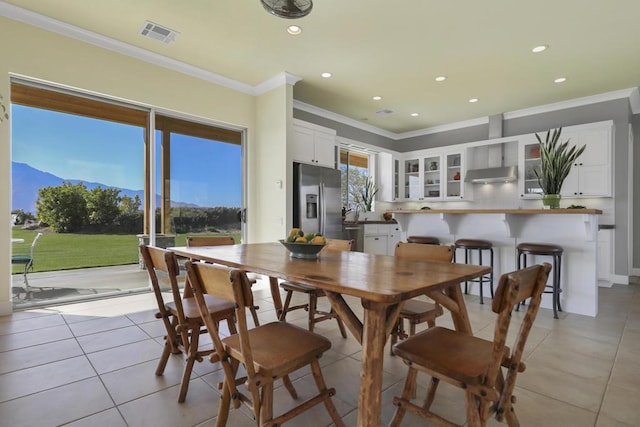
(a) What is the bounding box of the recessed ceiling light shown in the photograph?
[320,72,332,78]
[435,76,447,82]
[554,77,567,83]
[372,96,382,101]
[532,45,548,53]
[287,25,302,35]
[469,98,479,103]
[410,113,419,117]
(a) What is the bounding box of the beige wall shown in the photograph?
[0,17,289,314]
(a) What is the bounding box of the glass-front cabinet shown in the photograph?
[403,158,421,199]
[519,135,543,198]
[393,158,400,200]
[423,156,441,200]
[444,151,464,199]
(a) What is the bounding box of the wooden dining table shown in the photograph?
[170,242,491,427]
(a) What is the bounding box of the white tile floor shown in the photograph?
[1,279,639,426]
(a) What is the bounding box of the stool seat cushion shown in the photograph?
[517,243,563,254]
[407,236,440,245]
[454,239,493,249]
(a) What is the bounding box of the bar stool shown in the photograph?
[453,239,494,304]
[407,236,440,245]
[516,243,563,319]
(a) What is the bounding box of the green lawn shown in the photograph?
[11,228,240,273]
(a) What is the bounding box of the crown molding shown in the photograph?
[396,117,489,139]
[0,1,255,95]
[503,88,638,120]
[293,101,398,139]
[254,72,302,95]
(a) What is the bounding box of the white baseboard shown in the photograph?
[613,274,630,285]
[631,268,640,277]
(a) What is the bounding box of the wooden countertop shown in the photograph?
[388,208,602,215]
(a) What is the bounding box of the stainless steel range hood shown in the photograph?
[464,166,518,183]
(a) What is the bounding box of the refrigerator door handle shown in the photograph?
[319,182,325,235]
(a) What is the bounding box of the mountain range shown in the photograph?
[11,162,198,213]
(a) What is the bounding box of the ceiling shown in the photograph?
[3,0,640,135]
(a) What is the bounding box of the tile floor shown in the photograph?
[0,278,639,427]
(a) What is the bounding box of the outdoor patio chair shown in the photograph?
[279,238,353,338]
[11,232,44,298]
[389,263,551,427]
[139,244,237,403]
[185,260,345,427]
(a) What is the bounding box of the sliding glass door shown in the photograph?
[10,82,245,308]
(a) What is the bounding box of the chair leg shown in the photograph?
[260,382,274,426]
[390,320,400,356]
[215,376,232,427]
[333,308,348,338]
[464,390,483,427]
[178,326,199,402]
[422,377,439,411]
[389,366,418,427]
[281,374,298,399]
[308,294,317,332]
[310,358,345,427]
[280,290,294,321]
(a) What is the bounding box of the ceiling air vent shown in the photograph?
[139,21,179,44]
[375,109,394,116]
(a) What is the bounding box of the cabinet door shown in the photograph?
[597,229,612,283]
[519,136,543,198]
[313,131,336,168]
[403,158,422,200]
[387,225,402,255]
[364,235,388,255]
[393,158,400,200]
[291,125,316,164]
[560,125,611,197]
[422,155,442,200]
[444,151,464,199]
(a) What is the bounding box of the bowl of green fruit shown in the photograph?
[280,228,327,259]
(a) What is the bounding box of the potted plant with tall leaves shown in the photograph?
[360,176,379,212]
[533,128,586,208]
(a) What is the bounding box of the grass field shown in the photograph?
[11,227,240,274]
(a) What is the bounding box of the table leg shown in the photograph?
[269,276,283,319]
[358,301,389,427]
[446,282,473,334]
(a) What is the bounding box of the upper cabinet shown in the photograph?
[518,121,613,199]
[560,123,612,197]
[393,149,466,201]
[291,119,337,168]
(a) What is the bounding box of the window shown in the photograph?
[340,148,371,211]
[10,81,245,308]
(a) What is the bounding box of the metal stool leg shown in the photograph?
[478,249,484,304]
[464,248,469,294]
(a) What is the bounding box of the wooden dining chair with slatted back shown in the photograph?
[139,244,237,403]
[389,242,454,354]
[389,263,552,427]
[279,238,354,338]
[186,235,260,326]
[186,260,346,427]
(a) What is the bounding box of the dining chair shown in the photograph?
[139,244,237,403]
[186,234,260,326]
[389,263,551,427]
[279,238,354,338]
[389,242,454,354]
[11,232,44,298]
[186,235,236,247]
[185,260,345,427]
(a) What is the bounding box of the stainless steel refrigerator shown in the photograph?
[293,162,342,239]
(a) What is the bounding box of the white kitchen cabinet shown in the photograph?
[518,121,613,199]
[364,223,402,255]
[560,123,612,198]
[291,120,337,168]
[443,150,465,200]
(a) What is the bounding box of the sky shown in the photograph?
[11,105,242,207]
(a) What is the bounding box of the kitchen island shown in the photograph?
[388,208,603,317]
